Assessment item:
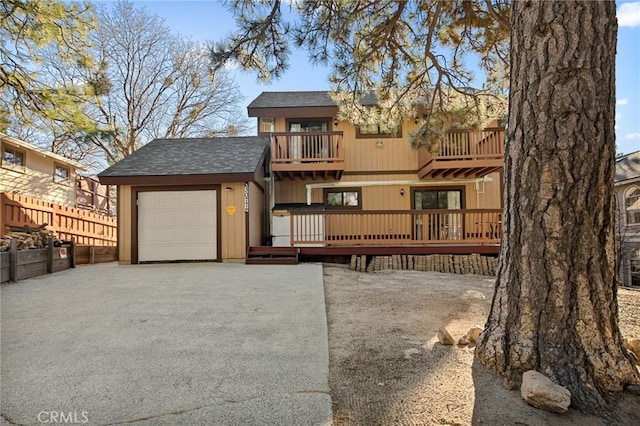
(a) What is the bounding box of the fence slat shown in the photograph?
[1,192,116,246]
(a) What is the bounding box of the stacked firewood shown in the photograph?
[0,224,54,251]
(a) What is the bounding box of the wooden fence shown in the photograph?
[1,192,117,246]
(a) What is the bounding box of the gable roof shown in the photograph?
[0,133,87,170]
[98,136,269,184]
[248,91,378,109]
[247,91,379,118]
[248,91,335,109]
[615,151,640,185]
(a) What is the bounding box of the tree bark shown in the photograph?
[475,0,639,413]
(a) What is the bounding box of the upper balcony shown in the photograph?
[418,127,505,179]
[270,131,345,180]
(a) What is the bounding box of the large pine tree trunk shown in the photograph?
[475,0,639,412]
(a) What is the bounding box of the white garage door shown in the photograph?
[138,190,217,262]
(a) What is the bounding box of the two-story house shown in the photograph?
[615,151,640,287]
[1,133,87,207]
[98,91,504,264]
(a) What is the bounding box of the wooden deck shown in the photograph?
[287,208,502,246]
[418,127,504,178]
[270,131,344,180]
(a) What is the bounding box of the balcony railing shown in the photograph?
[271,131,345,179]
[418,127,505,178]
[284,209,502,246]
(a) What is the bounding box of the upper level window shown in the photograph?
[324,188,361,209]
[54,164,70,185]
[2,145,25,169]
[260,117,275,133]
[626,187,640,225]
[356,123,402,139]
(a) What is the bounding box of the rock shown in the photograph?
[464,326,483,344]
[403,348,420,359]
[521,370,571,414]
[458,336,469,346]
[625,384,640,396]
[625,338,640,365]
[437,327,455,345]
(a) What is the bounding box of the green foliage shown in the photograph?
[212,0,510,147]
[0,0,97,131]
[5,0,248,170]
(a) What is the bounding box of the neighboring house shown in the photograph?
[99,91,504,264]
[1,133,86,207]
[615,151,640,287]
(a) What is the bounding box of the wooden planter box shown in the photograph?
[2,238,76,283]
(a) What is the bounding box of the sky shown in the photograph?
[100,0,640,155]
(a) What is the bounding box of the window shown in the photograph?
[413,189,463,210]
[260,117,275,133]
[356,123,402,139]
[324,188,361,208]
[626,187,640,225]
[2,145,25,169]
[54,164,70,185]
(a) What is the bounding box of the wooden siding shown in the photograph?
[1,151,77,207]
[273,172,502,211]
[118,185,132,264]
[221,182,247,260]
[248,182,264,247]
[343,122,420,172]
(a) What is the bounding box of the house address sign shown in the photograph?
[244,183,249,213]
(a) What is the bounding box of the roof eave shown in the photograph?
[1,133,88,171]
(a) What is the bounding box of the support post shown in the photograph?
[9,238,17,282]
[46,236,53,273]
[70,237,76,268]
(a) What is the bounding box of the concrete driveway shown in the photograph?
[1,263,332,425]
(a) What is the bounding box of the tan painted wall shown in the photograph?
[1,144,78,206]
[274,170,502,211]
[118,183,259,263]
[118,185,132,264]
[341,122,420,173]
[220,182,247,260]
[248,182,264,247]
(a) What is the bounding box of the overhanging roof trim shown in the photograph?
[1,132,87,170]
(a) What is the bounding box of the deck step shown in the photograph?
[245,256,298,265]
[246,246,299,265]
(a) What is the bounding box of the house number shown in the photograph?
[244,183,249,213]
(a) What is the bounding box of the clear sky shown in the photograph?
[100,0,640,155]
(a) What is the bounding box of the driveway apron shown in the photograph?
[1,263,332,425]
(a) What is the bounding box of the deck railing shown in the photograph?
[433,127,504,161]
[271,131,344,167]
[287,209,502,246]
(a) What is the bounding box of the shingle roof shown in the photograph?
[98,136,269,177]
[247,91,378,109]
[615,151,640,183]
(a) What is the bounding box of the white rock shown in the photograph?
[457,336,469,346]
[403,348,420,359]
[521,370,571,413]
[465,326,483,344]
[437,327,455,345]
[625,338,640,365]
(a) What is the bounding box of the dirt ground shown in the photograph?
[322,264,640,426]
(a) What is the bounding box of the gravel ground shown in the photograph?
[323,264,640,426]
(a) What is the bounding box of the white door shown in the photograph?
[138,190,217,262]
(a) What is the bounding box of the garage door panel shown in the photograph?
[138,190,217,262]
